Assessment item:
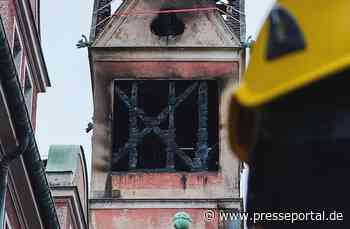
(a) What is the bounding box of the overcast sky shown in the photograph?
[36,0,275,180]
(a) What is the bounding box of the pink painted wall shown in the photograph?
[55,200,75,229]
[92,208,219,229]
[0,0,16,44]
[112,172,222,191]
[95,61,238,80]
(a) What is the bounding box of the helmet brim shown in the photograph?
[228,95,258,163]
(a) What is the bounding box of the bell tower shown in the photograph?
[88,0,245,228]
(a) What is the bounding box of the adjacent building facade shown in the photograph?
[88,0,245,228]
[0,1,89,227]
[46,145,89,229]
[0,0,61,228]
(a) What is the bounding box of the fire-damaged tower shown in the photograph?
[88,0,245,228]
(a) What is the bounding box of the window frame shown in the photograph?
[11,18,24,77]
[111,79,221,173]
[23,62,34,118]
[4,213,13,229]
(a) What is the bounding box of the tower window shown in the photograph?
[112,80,219,172]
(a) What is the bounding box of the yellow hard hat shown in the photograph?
[229,0,350,163]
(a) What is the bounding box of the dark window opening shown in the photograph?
[137,133,167,170]
[175,81,198,151]
[12,29,22,73]
[207,81,219,170]
[138,81,169,116]
[112,81,131,171]
[24,70,33,116]
[112,80,219,172]
[151,10,185,37]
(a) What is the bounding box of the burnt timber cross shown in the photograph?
[112,81,213,171]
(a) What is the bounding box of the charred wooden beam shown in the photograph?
[112,81,216,172]
[195,81,209,169]
[175,82,198,108]
[175,149,194,170]
[128,82,138,169]
[166,82,176,169]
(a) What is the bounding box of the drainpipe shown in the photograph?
[0,136,29,229]
[0,117,29,229]
[0,17,61,229]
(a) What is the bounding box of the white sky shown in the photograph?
[36,0,275,181]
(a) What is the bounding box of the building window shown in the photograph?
[23,68,33,116]
[112,80,219,172]
[12,26,22,74]
[4,213,13,229]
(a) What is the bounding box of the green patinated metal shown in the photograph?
[76,35,92,48]
[46,145,81,173]
[172,212,192,229]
